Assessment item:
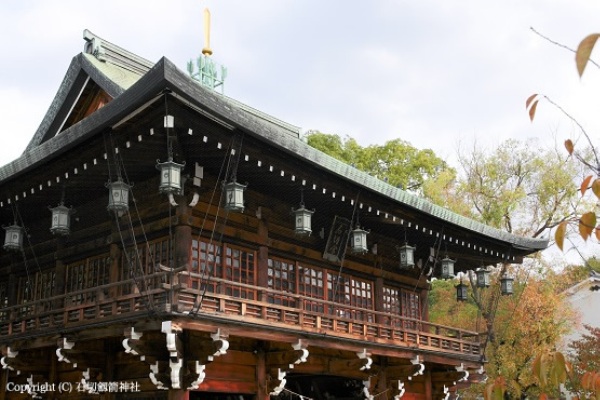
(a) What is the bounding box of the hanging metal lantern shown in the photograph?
[441,256,456,279]
[223,180,247,212]
[292,203,314,236]
[3,224,23,251]
[107,179,131,214]
[500,274,514,296]
[398,242,415,269]
[475,266,491,288]
[456,280,468,301]
[156,158,185,195]
[49,203,72,236]
[351,225,369,254]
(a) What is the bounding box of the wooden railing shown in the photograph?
[0,270,481,358]
[0,270,170,337]
[177,271,482,357]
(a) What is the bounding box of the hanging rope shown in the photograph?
[480,246,516,361]
[330,191,361,313]
[103,131,155,315]
[11,204,37,301]
[190,131,245,315]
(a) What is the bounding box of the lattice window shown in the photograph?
[34,270,55,300]
[328,273,350,305]
[298,264,324,313]
[66,255,110,304]
[223,244,256,299]
[400,289,421,320]
[383,285,422,329]
[121,238,171,294]
[267,257,296,307]
[382,286,401,315]
[190,238,222,293]
[327,273,373,320]
[349,277,373,321]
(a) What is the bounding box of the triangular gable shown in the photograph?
[25,30,153,153]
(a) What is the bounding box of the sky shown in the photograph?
[1,1,600,168]
[0,1,599,264]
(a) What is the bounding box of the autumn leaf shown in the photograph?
[551,351,568,385]
[565,139,574,155]
[526,94,539,121]
[592,179,600,199]
[579,212,596,241]
[581,175,593,195]
[576,34,600,77]
[595,226,600,242]
[555,221,567,251]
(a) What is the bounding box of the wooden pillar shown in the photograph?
[255,344,269,400]
[172,203,192,312]
[424,366,433,400]
[54,237,67,300]
[108,242,121,298]
[256,207,270,303]
[420,287,429,321]
[168,390,189,400]
[6,273,17,306]
[175,203,192,270]
[103,339,116,400]
[374,276,385,324]
[48,348,59,400]
[0,363,7,400]
[7,273,17,321]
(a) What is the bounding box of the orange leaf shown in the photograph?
[528,100,539,122]
[555,221,567,251]
[592,179,600,199]
[526,93,538,109]
[565,139,574,155]
[595,226,600,242]
[579,212,596,241]
[581,175,593,195]
[576,34,600,77]
[582,371,593,389]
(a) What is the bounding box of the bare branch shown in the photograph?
[540,95,600,168]
[531,27,600,71]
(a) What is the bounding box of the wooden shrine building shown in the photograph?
[0,30,547,399]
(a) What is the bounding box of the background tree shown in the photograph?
[567,324,600,393]
[456,138,581,238]
[481,31,600,400]
[305,131,453,195]
[430,270,575,399]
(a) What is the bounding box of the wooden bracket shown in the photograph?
[268,368,287,396]
[0,346,19,374]
[56,338,76,367]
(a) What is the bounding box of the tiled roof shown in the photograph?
[1,30,549,254]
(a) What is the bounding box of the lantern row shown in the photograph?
[2,115,515,264]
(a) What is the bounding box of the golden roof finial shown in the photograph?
[202,8,213,56]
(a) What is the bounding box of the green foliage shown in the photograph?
[428,279,478,330]
[304,131,453,195]
[457,138,579,237]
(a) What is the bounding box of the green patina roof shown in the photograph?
[82,53,143,91]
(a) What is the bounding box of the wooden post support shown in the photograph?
[168,389,189,400]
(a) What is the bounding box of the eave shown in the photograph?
[1,55,547,265]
